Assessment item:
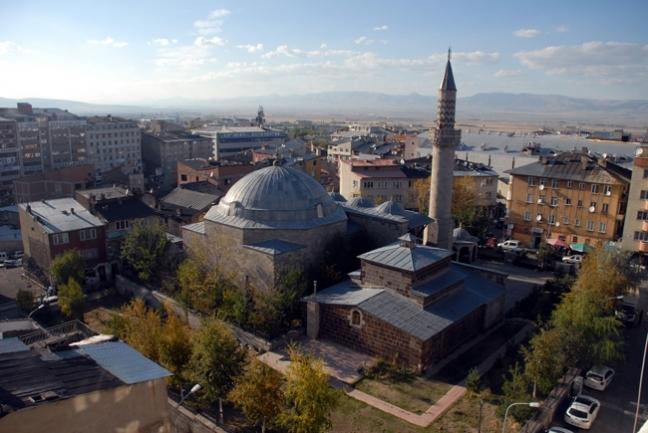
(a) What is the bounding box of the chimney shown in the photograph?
[511,156,516,169]
[26,204,32,214]
[70,207,75,214]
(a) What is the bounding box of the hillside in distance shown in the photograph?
[1,92,647,125]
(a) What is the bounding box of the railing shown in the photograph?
[19,320,96,346]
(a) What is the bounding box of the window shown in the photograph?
[586,220,595,232]
[603,185,612,196]
[635,231,648,241]
[549,214,556,225]
[180,174,187,181]
[393,181,401,189]
[350,309,362,328]
[644,169,648,179]
[591,184,599,194]
[540,178,547,186]
[363,181,374,189]
[528,176,536,186]
[116,220,129,230]
[526,193,534,203]
[52,232,69,245]
[589,202,597,211]
[566,180,574,188]
[572,236,578,243]
[80,228,97,241]
[565,198,572,206]
[579,182,585,190]
[352,180,358,188]
[602,203,609,214]
[523,210,531,221]
[394,194,402,202]
[551,179,559,188]
[575,218,581,227]
[642,190,648,200]
[577,200,583,207]
[563,215,570,225]
[599,222,607,233]
[638,211,648,221]
[538,194,546,204]
[550,196,558,207]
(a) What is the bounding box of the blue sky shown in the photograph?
[1,0,647,103]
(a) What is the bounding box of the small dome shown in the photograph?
[375,200,404,215]
[206,165,346,228]
[453,227,478,243]
[348,197,374,208]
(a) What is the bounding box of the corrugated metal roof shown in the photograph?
[182,221,206,234]
[79,342,171,385]
[243,239,305,256]
[19,198,105,234]
[161,187,219,211]
[358,242,452,272]
[312,280,383,306]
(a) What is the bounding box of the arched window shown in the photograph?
[350,309,362,328]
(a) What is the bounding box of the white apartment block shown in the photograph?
[86,116,142,175]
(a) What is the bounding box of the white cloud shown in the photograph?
[0,41,21,55]
[515,41,648,83]
[354,36,374,46]
[194,36,226,47]
[150,38,178,47]
[237,43,264,53]
[87,36,128,48]
[513,28,541,38]
[373,25,389,31]
[494,69,522,77]
[555,25,569,33]
[194,9,230,35]
[261,44,353,59]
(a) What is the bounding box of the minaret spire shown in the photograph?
[424,50,462,250]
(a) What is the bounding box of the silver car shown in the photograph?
[564,395,600,430]
[584,365,615,391]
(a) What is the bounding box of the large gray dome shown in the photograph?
[205,165,347,229]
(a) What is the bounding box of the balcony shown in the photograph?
[640,241,648,253]
[643,220,648,232]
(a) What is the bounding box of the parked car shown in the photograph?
[562,255,583,264]
[484,237,498,248]
[12,250,23,259]
[584,365,615,391]
[4,258,22,268]
[615,297,643,326]
[546,427,574,433]
[564,395,600,430]
[497,240,523,251]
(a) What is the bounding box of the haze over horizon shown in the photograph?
[1,0,647,104]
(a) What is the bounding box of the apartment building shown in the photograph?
[621,142,648,261]
[13,164,95,203]
[193,125,286,160]
[0,117,20,203]
[506,152,630,248]
[177,158,256,192]
[141,130,213,192]
[86,116,142,175]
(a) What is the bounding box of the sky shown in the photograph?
[1,0,647,104]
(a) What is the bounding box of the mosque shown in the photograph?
[181,53,506,372]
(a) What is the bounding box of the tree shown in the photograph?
[16,289,34,313]
[452,177,479,228]
[229,358,284,433]
[117,298,162,361]
[465,367,481,394]
[189,318,245,421]
[50,250,84,286]
[537,241,554,270]
[500,363,534,424]
[121,223,170,283]
[278,348,339,433]
[58,277,85,319]
[522,328,566,396]
[159,304,193,389]
[176,259,221,312]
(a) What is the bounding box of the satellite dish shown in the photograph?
[539,184,545,190]
[602,153,608,159]
[555,222,561,227]
[637,148,645,157]
[536,214,543,221]
[589,206,596,213]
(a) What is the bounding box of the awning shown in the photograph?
[570,242,594,253]
[547,238,568,248]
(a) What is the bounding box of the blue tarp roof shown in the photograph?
[79,342,171,384]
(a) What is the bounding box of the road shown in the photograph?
[549,285,648,433]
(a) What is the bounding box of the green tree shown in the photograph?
[159,304,193,389]
[537,241,553,270]
[218,287,249,326]
[522,328,566,396]
[176,258,220,312]
[465,367,481,394]
[117,298,162,361]
[58,277,85,319]
[16,289,34,313]
[50,250,84,286]
[500,363,534,424]
[189,318,245,421]
[452,177,479,228]
[278,348,339,433]
[121,223,170,283]
[229,358,284,433]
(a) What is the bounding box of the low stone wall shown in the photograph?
[519,367,581,433]
[168,398,229,433]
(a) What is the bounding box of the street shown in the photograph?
[550,299,648,433]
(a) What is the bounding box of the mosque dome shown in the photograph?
[205,165,347,229]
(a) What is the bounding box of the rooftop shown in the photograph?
[243,239,306,256]
[357,239,453,272]
[339,198,432,230]
[76,186,131,201]
[160,187,220,212]
[94,199,156,222]
[16,164,95,184]
[19,198,105,234]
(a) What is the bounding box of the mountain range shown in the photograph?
[1,92,647,126]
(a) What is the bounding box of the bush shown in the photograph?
[466,367,481,393]
[58,277,85,319]
[16,289,34,313]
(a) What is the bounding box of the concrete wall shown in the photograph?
[0,379,171,433]
[169,399,228,433]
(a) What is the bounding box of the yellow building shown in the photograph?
[621,142,648,261]
[505,152,630,248]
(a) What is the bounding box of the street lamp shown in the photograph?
[27,303,44,319]
[176,383,201,408]
[501,401,540,433]
[634,332,648,433]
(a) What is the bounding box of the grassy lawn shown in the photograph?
[331,390,517,433]
[355,376,453,414]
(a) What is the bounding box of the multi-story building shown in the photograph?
[86,116,142,175]
[0,117,20,203]
[141,130,213,192]
[194,125,287,160]
[47,118,88,169]
[177,158,256,192]
[18,197,109,279]
[13,164,95,203]
[621,141,648,262]
[339,157,498,212]
[506,152,630,248]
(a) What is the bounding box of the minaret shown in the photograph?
[425,49,461,249]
